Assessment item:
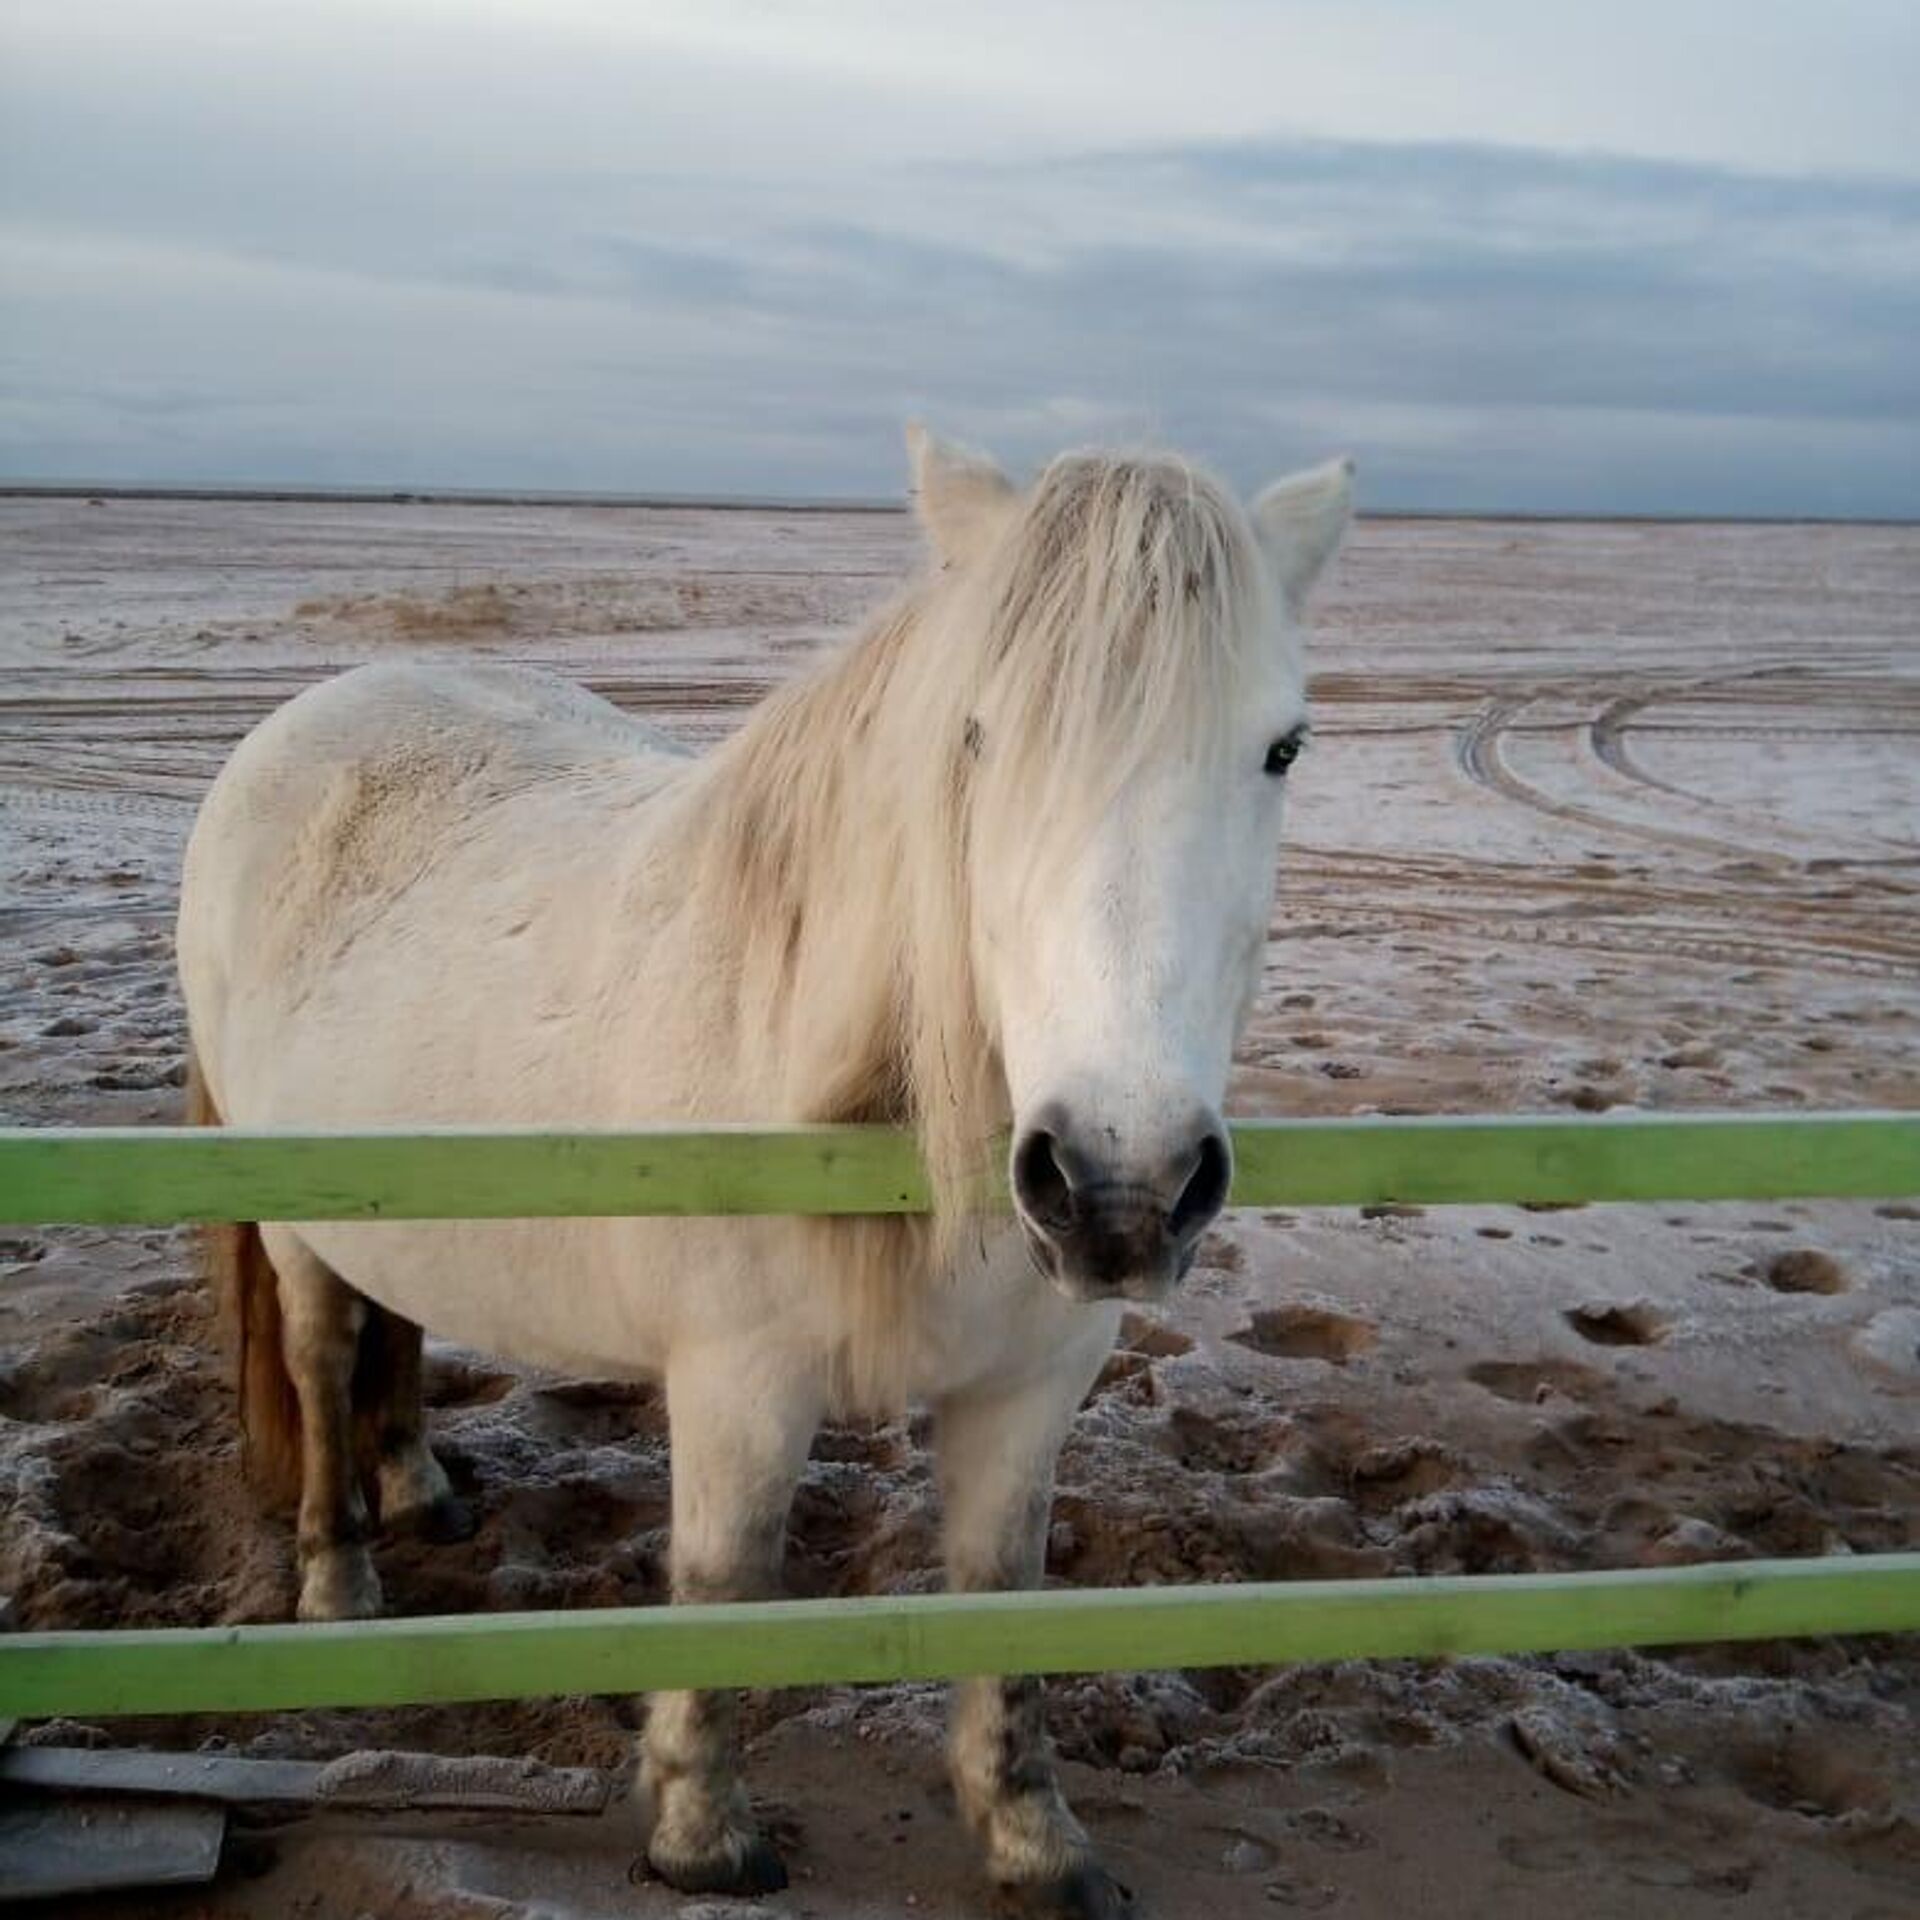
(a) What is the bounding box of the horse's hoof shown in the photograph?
[405,1492,479,1544]
[643,1831,789,1898]
[998,1859,1134,1920]
[295,1545,383,1622]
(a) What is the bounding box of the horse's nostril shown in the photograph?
[1012,1127,1076,1232]
[1169,1130,1231,1239]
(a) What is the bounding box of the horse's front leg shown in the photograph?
[938,1327,1127,1919]
[641,1348,820,1896]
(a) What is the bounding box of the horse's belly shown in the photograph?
[288,1215,843,1387]
[293,1216,673,1379]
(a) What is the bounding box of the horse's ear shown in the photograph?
[906,422,1015,567]
[1252,457,1355,611]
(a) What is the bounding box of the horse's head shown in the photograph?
[907,427,1352,1304]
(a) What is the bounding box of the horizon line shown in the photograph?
[2,480,1914,530]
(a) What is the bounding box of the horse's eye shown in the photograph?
[1264,728,1307,777]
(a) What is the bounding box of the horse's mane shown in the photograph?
[686,452,1272,1405]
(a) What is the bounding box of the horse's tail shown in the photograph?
[187,1049,303,1509]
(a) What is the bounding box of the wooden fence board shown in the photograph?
[2,1112,1914,1225]
[4,1556,1916,1719]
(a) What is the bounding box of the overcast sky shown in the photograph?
[3,1,1917,514]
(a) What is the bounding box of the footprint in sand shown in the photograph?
[1553,1083,1618,1112]
[1192,1231,1246,1272]
[1283,1807,1374,1854]
[0,1325,120,1423]
[1498,1832,1757,1896]
[1230,1305,1379,1363]
[1659,1042,1720,1069]
[1164,1405,1291,1474]
[1759,1249,1849,1295]
[1564,1300,1672,1347]
[1119,1311,1195,1359]
[1349,1437,1466,1505]
[1725,1728,1894,1823]
[1259,1873,1340,1910]
[1207,1826,1279,1875]
[1466,1358,1601,1404]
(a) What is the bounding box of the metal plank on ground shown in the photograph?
[0,1111,1915,1226]
[0,1745,611,1814]
[0,1801,224,1904]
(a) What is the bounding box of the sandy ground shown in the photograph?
[1,498,1917,1918]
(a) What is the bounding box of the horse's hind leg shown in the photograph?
[259,1226,383,1622]
[356,1306,476,1544]
[642,1349,820,1896]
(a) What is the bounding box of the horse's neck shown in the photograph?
[673,609,923,1124]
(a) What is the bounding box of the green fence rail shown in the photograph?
[6,1558,1918,1720]
[3,1110,1916,1225]
[2,1111,1913,1722]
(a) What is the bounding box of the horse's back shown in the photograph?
[213,657,681,795]
[179,660,685,1121]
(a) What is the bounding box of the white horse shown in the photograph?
[177,428,1352,1917]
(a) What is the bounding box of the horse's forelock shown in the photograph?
[949,451,1269,869]
[887,454,1273,1219]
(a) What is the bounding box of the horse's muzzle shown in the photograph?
[1017,1198,1193,1302]
[1010,1107,1232,1302]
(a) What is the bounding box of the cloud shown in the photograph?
[2,8,1916,513]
